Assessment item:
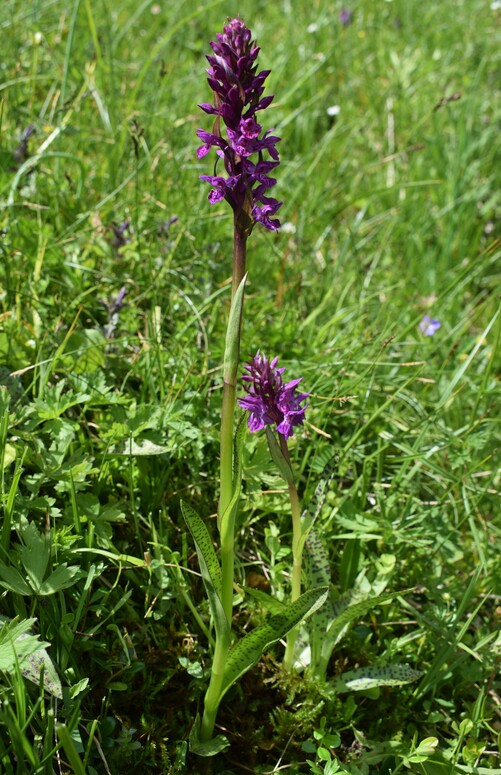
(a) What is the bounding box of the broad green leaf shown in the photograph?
[241,586,287,615]
[326,589,409,650]
[58,328,107,374]
[0,616,61,696]
[220,586,328,700]
[2,442,16,469]
[180,501,229,647]
[0,618,42,668]
[310,588,413,679]
[20,522,50,591]
[329,664,422,694]
[19,638,63,697]
[0,564,32,595]
[188,715,230,757]
[39,564,80,595]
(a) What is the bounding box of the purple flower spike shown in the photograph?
[197,18,282,235]
[238,352,309,439]
[419,315,441,336]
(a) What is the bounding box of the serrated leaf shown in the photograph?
[180,501,229,647]
[220,586,328,700]
[330,664,422,694]
[188,715,230,757]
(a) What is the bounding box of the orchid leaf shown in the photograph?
[181,501,229,647]
[219,412,246,534]
[220,586,328,700]
[0,616,62,697]
[241,586,288,615]
[188,715,229,757]
[298,456,337,553]
[223,273,247,385]
[329,664,422,694]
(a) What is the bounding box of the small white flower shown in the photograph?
[307,23,318,33]
[281,222,296,235]
[327,105,341,117]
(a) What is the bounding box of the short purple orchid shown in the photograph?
[197,18,282,235]
[419,315,441,336]
[238,352,309,439]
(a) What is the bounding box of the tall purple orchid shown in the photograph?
[183,20,314,749]
[196,17,282,236]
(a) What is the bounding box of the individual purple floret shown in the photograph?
[419,315,441,336]
[238,351,309,439]
[339,8,353,27]
[197,17,282,234]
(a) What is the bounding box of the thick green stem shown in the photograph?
[199,624,230,742]
[280,436,303,670]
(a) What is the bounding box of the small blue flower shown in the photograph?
[419,315,441,336]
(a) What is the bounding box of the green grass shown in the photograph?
[0,0,500,772]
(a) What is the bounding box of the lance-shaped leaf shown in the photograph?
[219,586,328,700]
[219,412,247,536]
[240,586,288,615]
[298,456,337,555]
[180,501,230,647]
[223,274,247,387]
[329,664,422,694]
[304,529,336,672]
[312,589,413,679]
[188,715,230,757]
[0,616,62,697]
[327,589,411,649]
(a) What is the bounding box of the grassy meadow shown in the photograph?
[0,0,500,772]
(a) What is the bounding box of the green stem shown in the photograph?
[280,436,303,670]
[199,625,230,742]
[218,222,247,625]
[200,220,247,741]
